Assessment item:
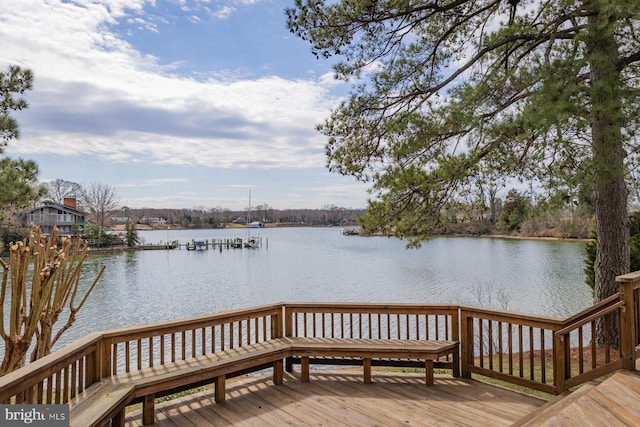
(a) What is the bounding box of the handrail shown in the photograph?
[101,303,283,340]
[561,293,621,326]
[555,300,623,336]
[458,305,565,330]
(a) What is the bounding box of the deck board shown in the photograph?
[125,369,545,426]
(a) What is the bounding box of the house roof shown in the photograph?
[26,200,87,215]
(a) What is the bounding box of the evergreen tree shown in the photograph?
[287,1,640,344]
[0,65,32,148]
[125,220,139,247]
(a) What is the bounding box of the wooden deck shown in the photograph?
[124,369,546,426]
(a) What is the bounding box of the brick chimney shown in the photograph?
[63,198,77,209]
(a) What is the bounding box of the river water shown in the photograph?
[4,227,593,352]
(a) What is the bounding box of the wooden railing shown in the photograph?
[0,304,282,405]
[553,294,623,391]
[460,306,564,394]
[284,303,458,340]
[102,304,282,375]
[0,333,103,405]
[283,303,459,369]
[1,274,639,406]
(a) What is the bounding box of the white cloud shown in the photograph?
[1,0,372,209]
[1,0,339,169]
[213,6,235,19]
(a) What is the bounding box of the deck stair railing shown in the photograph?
[553,293,625,392]
[459,306,564,394]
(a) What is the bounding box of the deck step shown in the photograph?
[512,382,597,427]
[514,370,640,426]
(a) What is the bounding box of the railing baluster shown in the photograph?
[161,335,166,365]
[70,361,77,399]
[426,315,430,340]
[350,313,354,338]
[220,324,226,351]
[578,326,584,374]
[498,322,503,373]
[604,313,610,363]
[112,342,118,375]
[488,320,493,371]
[149,336,154,367]
[78,358,85,393]
[508,323,513,376]
[540,329,546,383]
[171,333,177,362]
[331,313,335,338]
[46,376,53,404]
[445,316,450,341]
[37,379,44,403]
[518,325,523,378]
[529,327,534,381]
[312,313,317,337]
[180,330,187,360]
[55,370,62,403]
[479,319,484,368]
[263,316,268,341]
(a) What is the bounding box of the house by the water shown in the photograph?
[24,198,86,235]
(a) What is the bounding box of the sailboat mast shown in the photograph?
[248,190,251,226]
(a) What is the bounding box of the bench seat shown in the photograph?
[69,339,290,427]
[67,380,134,427]
[283,337,459,385]
[69,337,459,426]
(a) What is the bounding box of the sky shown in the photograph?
[0,0,372,211]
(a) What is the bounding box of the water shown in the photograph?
[4,228,592,352]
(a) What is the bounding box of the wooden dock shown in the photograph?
[183,238,245,250]
[139,238,257,251]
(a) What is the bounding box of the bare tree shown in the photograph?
[43,178,83,203]
[82,182,120,233]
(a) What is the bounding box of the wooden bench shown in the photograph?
[284,337,460,386]
[68,340,290,427]
[68,337,459,426]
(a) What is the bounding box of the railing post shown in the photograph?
[451,308,460,376]
[284,305,293,338]
[271,306,283,338]
[459,310,473,379]
[616,272,640,371]
[553,333,566,394]
[86,339,108,385]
